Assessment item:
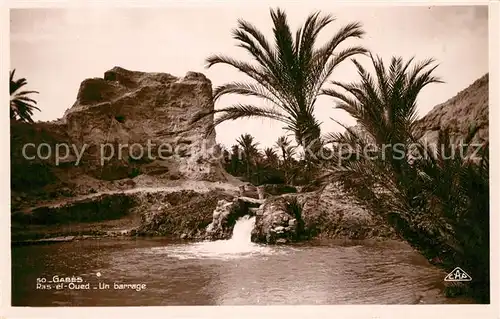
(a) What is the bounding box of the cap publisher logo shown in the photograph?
[444,267,472,282]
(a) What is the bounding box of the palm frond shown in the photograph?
[10,70,40,123]
[198,8,366,149]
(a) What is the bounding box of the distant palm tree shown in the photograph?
[274,135,297,183]
[231,144,242,160]
[10,69,40,123]
[285,145,297,162]
[228,144,244,175]
[274,136,291,164]
[194,8,367,156]
[236,134,260,181]
[275,136,289,182]
[263,147,279,165]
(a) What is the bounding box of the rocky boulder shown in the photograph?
[135,189,234,239]
[251,183,397,244]
[204,198,249,240]
[251,196,301,244]
[298,183,396,239]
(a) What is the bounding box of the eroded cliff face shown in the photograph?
[11,67,232,208]
[63,66,225,181]
[413,74,489,145]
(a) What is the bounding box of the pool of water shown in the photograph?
[11,217,474,306]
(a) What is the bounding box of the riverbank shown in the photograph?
[11,180,239,242]
[11,179,399,245]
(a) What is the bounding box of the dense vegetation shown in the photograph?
[320,55,489,302]
[219,133,312,186]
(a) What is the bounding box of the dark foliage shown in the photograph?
[322,54,489,302]
[10,69,40,123]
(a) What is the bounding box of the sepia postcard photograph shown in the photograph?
[2,1,499,318]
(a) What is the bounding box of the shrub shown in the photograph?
[128,167,141,178]
[114,115,126,123]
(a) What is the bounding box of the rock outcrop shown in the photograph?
[251,196,301,244]
[11,67,248,243]
[11,67,238,210]
[413,74,488,145]
[251,183,397,244]
[135,189,235,239]
[204,198,260,240]
[62,67,226,181]
[298,183,396,239]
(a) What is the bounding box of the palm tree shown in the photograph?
[321,55,491,301]
[193,8,367,157]
[236,133,260,181]
[415,128,489,302]
[274,135,296,183]
[285,144,297,162]
[324,55,442,146]
[274,135,291,164]
[228,144,244,176]
[231,144,243,159]
[10,69,40,123]
[263,147,279,166]
[322,54,443,218]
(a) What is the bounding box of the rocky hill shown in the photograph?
[11,67,236,208]
[63,66,229,181]
[414,74,489,145]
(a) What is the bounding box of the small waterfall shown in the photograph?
[162,215,273,260]
[229,215,255,243]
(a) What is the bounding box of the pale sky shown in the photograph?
[10,5,488,148]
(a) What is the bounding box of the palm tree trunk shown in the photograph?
[281,147,288,184]
[246,159,251,182]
